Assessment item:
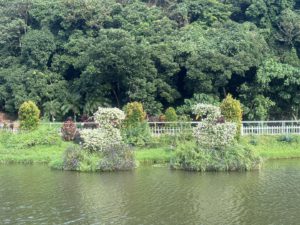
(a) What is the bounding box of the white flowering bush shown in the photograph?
[80,128,123,152]
[80,107,126,152]
[192,103,237,150]
[193,123,237,149]
[94,107,125,129]
[193,104,221,122]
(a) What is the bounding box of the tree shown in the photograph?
[220,94,243,139]
[18,100,40,130]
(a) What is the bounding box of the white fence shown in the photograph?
[242,121,300,135]
[3,120,300,136]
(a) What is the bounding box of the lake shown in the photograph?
[1,160,300,225]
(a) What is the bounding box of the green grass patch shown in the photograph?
[242,135,300,159]
[0,125,72,164]
[135,147,175,164]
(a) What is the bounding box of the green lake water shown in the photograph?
[1,160,300,225]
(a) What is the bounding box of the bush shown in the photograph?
[220,94,243,140]
[18,101,40,130]
[80,128,123,152]
[61,118,77,141]
[122,122,152,147]
[193,122,237,150]
[277,135,298,143]
[124,102,146,126]
[99,144,135,171]
[1,125,62,149]
[94,107,125,128]
[62,145,101,171]
[80,107,126,151]
[165,107,178,122]
[171,141,261,171]
[192,103,237,150]
[123,102,151,147]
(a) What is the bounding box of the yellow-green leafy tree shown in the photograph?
[124,102,146,127]
[220,94,243,140]
[18,101,40,130]
[165,107,178,122]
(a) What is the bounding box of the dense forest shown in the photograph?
[1,0,300,120]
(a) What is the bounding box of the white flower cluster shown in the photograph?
[80,107,126,152]
[94,107,125,128]
[193,122,237,149]
[80,128,123,152]
[192,104,237,150]
[193,104,221,122]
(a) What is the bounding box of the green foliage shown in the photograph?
[0,0,300,120]
[277,135,299,143]
[220,94,242,139]
[18,101,40,130]
[0,125,62,149]
[124,102,147,126]
[123,102,151,147]
[122,122,152,147]
[62,145,101,172]
[171,141,261,171]
[164,107,178,122]
[99,144,136,171]
[193,103,237,149]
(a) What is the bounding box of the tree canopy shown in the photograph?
[1,0,300,120]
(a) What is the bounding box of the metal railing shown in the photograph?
[242,120,300,135]
[3,120,300,136]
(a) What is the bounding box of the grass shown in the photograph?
[0,125,71,164]
[0,143,70,164]
[1,126,300,168]
[135,147,175,164]
[242,135,300,159]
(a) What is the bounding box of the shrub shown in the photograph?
[1,125,61,149]
[62,145,101,171]
[123,102,151,147]
[220,94,243,140]
[165,107,178,122]
[79,107,136,171]
[277,135,298,143]
[94,107,125,129]
[193,104,221,122]
[122,122,152,147]
[171,141,261,171]
[124,102,146,126]
[192,103,237,150]
[80,128,123,152]
[99,144,135,171]
[18,101,40,130]
[193,122,237,150]
[80,107,126,151]
[61,117,77,141]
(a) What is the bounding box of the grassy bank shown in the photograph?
[1,128,300,167]
[0,126,69,164]
[243,135,300,159]
[135,136,300,163]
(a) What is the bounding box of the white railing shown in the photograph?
[3,120,300,136]
[242,120,300,135]
[148,122,199,136]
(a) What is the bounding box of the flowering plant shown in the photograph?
[94,107,125,128]
[192,103,237,150]
[80,128,123,152]
[80,107,126,152]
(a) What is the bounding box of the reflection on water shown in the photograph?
[1,160,300,225]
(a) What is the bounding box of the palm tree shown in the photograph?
[43,100,61,122]
[61,93,81,121]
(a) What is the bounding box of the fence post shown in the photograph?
[241,123,244,136]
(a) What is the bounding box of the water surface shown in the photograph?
[1,160,300,225]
